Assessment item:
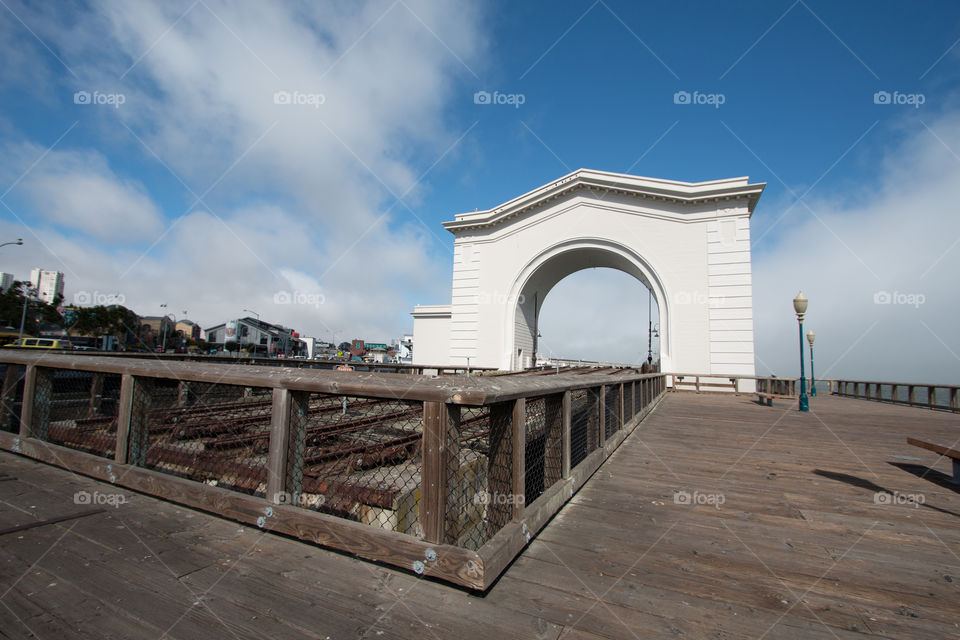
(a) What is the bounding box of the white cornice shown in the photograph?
[443,169,766,233]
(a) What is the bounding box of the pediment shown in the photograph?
[444,169,765,233]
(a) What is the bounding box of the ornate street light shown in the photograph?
[793,292,809,412]
[807,330,816,397]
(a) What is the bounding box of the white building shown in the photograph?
[0,273,14,293]
[29,269,64,305]
[412,169,763,379]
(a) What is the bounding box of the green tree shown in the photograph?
[0,281,64,334]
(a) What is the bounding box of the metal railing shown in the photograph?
[0,352,665,590]
[833,379,960,413]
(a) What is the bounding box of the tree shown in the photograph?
[68,305,139,349]
[0,281,64,333]
[338,341,351,352]
[224,340,238,354]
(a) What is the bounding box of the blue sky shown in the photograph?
[1,1,959,381]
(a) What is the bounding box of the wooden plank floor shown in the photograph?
[1,393,958,639]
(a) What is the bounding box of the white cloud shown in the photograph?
[751,109,960,384]
[0,0,482,343]
[8,146,165,242]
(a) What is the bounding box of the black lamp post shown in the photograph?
[793,292,809,412]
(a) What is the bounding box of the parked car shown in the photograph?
[3,338,74,350]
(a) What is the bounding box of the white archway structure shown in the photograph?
[413,169,765,378]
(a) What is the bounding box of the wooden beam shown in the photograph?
[266,388,292,504]
[114,374,134,464]
[420,400,451,544]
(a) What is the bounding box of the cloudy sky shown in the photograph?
[1,1,959,383]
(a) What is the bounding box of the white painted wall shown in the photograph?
[411,305,451,365]
[413,170,763,378]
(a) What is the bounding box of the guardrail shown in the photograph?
[667,374,840,396]
[2,349,492,376]
[0,352,665,590]
[833,379,960,413]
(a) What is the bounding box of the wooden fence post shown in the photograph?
[20,366,52,440]
[420,400,457,544]
[266,388,293,504]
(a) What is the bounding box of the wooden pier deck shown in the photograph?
[2,393,958,639]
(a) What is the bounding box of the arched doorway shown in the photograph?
[533,268,659,367]
[506,239,669,370]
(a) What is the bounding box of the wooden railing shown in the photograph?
[667,373,794,395]
[0,351,665,590]
[19,349,491,376]
[833,379,960,413]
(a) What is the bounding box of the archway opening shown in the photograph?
[508,243,666,370]
[532,268,660,367]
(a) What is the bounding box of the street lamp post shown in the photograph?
[18,285,36,340]
[793,292,809,412]
[0,239,23,249]
[807,330,816,397]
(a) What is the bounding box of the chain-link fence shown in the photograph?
[604,384,621,440]
[128,378,274,495]
[441,402,515,550]
[281,393,424,536]
[523,394,563,508]
[30,367,123,459]
[0,364,25,434]
[570,388,600,469]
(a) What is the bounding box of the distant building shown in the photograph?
[395,334,413,363]
[0,273,14,293]
[175,319,202,342]
[29,269,64,305]
[205,316,301,356]
[139,315,176,350]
